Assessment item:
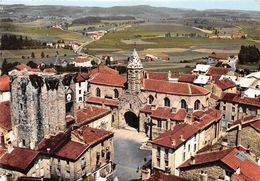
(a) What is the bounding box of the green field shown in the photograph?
[0,23,87,42]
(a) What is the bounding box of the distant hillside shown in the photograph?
[1,4,260,20]
[72,16,136,24]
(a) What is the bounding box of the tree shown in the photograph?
[26,61,38,69]
[31,52,35,59]
[41,51,45,58]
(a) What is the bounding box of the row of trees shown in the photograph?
[1,34,47,50]
[238,45,260,64]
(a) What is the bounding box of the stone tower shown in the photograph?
[127,49,144,93]
[10,71,75,149]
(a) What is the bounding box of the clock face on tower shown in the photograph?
[66,93,72,102]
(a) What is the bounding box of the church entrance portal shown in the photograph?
[124,111,139,130]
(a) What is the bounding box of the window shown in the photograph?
[114,89,119,98]
[164,149,169,161]
[181,99,187,109]
[79,82,81,87]
[232,116,235,120]
[164,97,170,107]
[158,120,162,128]
[20,103,23,110]
[182,152,186,161]
[79,90,82,94]
[148,95,154,104]
[157,147,161,157]
[223,106,226,111]
[79,97,82,102]
[157,158,160,168]
[96,88,101,97]
[194,100,200,110]
[188,144,190,152]
[232,106,235,112]
[112,115,115,123]
[194,144,197,152]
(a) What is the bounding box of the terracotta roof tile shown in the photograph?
[76,106,111,125]
[178,74,197,83]
[86,97,119,107]
[207,67,229,76]
[0,75,10,92]
[152,124,198,149]
[214,78,236,90]
[0,147,39,172]
[0,101,11,131]
[74,72,89,82]
[143,79,209,96]
[140,105,153,114]
[81,127,113,146]
[55,141,87,160]
[221,93,260,108]
[89,66,119,76]
[151,107,186,121]
[89,73,126,87]
[144,72,180,80]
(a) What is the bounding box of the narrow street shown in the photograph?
[109,128,150,181]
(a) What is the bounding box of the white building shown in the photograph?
[71,56,94,68]
[0,75,10,102]
[74,73,89,104]
[192,64,210,75]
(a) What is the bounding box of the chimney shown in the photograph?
[199,171,208,181]
[236,124,242,146]
[190,156,195,165]
[47,148,51,153]
[179,134,185,141]
[141,168,151,180]
[171,139,176,147]
[171,107,177,113]
[246,145,250,154]
[0,133,6,149]
[236,167,240,175]
[168,70,171,80]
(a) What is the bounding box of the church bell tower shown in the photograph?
[127,49,144,93]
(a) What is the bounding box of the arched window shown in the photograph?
[194,100,200,110]
[181,99,187,109]
[164,97,170,107]
[96,87,101,97]
[114,89,119,98]
[148,95,154,104]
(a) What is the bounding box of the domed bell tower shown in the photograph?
[127,49,144,93]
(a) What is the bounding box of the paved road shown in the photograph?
[109,128,151,181]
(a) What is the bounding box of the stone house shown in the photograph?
[75,105,112,131]
[0,75,10,102]
[150,109,222,176]
[178,147,260,181]
[0,101,13,144]
[220,92,260,128]
[0,147,51,181]
[38,127,114,181]
[226,117,260,157]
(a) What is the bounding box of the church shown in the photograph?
[85,49,215,139]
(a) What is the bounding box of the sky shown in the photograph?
[1,0,260,11]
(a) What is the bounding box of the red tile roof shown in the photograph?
[143,79,209,96]
[193,109,222,130]
[179,147,260,181]
[144,72,180,80]
[214,79,236,90]
[89,66,119,76]
[74,72,89,82]
[89,73,126,87]
[229,117,260,133]
[221,93,260,108]
[178,74,197,83]
[81,127,113,146]
[151,107,186,121]
[0,101,11,131]
[86,97,119,107]
[43,68,57,74]
[140,105,153,114]
[0,75,10,92]
[55,141,88,160]
[208,54,228,60]
[207,67,229,76]
[0,147,39,173]
[15,64,40,72]
[152,124,199,149]
[76,106,111,125]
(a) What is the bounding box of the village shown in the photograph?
[0,44,260,181]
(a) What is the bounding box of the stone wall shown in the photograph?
[180,164,225,181]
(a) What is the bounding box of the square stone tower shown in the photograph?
[10,71,75,149]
